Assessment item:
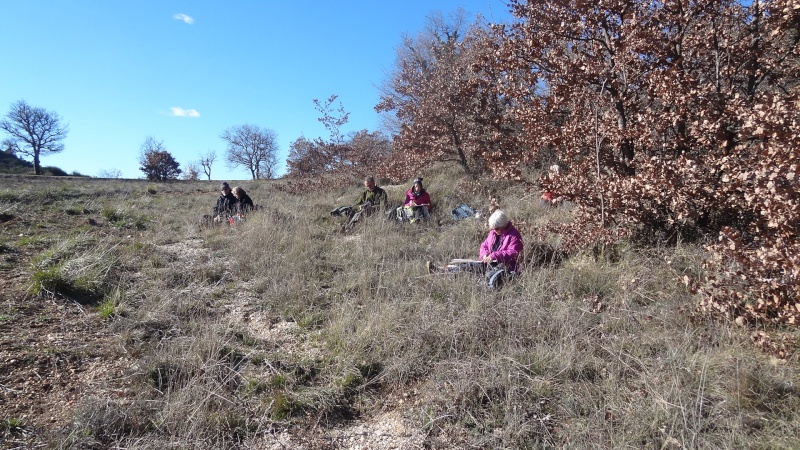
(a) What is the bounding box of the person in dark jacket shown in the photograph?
[213,182,237,221]
[352,176,388,211]
[232,186,255,215]
[343,176,388,230]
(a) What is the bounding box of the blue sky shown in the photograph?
[0,1,512,180]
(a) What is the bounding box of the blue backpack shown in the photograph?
[451,204,475,221]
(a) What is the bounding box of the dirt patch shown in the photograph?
[0,282,127,447]
[246,410,425,450]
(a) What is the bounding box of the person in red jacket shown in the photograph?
[398,178,432,223]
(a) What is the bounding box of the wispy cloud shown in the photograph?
[173,13,194,24]
[170,107,200,118]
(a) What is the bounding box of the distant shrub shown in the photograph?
[41,166,68,176]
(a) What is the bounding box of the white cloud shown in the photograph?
[170,107,200,118]
[173,13,194,24]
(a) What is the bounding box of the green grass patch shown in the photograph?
[242,378,269,396]
[29,264,105,303]
[1,417,26,434]
[97,298,117,319]
[0,190,20,203]
[17,235,49,247]
[101,208,148,229]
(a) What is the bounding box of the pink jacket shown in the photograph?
[404,188,431,207]
[479,222,523,271]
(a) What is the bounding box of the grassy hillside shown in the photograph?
[1,172,798,449]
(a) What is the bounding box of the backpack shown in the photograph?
[451,204,475,221]
[485,266,510,290]
[330,206,353,217]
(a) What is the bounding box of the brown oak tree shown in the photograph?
[138,137,182,182]
[286,96,391,182]
[491,0,799,324]
[376,10,523,179]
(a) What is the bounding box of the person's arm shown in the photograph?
[378,189,388,208]
[418,192,431,206]
[479,232,493,260]
[488,234,523,266]
[353,191,367,208]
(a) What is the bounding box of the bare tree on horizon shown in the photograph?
[0,100,69,175]
[221,124,279,180]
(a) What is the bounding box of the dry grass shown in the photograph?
[1,172,799,449]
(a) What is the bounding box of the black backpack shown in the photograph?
[485,266,510,290]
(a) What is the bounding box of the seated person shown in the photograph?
[540,164,564,207]
[397,177,431,223]
[353,176,388,211]
[344,176,388,229]
[232,186,255,215]
[427,209,523,286]
[213,182,237,221]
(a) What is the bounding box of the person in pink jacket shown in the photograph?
[427,209,524,281]
[398,178,432,223]
[478,209,523,272]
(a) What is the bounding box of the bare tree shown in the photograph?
[0,100,69,175]
[138,136,182,181]
[287,95,350,176]
[221,124,279,179]
[1,138,19,155]
[98,168,123,179]
[182,162,200,180]
[199,150,216,180]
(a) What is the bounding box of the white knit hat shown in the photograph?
[488,209,509,229]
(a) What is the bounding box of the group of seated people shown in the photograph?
[213,182,254,223]
[211,176,523,287]
[332,176,433,228]
[334,176,523,288]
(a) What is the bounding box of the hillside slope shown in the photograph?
[1,174,798,449]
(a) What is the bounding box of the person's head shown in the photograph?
[364,176,376,191]
[488,209,510,234]
[232,186,245,198]
[220,182,231,195]
[412,177,423,193]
